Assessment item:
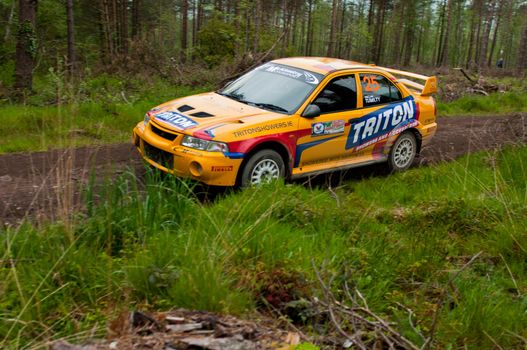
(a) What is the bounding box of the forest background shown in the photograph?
[1,0,527,100]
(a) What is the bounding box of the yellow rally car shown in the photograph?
[133,57,437,186]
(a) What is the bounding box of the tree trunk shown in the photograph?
[131,0,141,39]
[478,0,495,71]
[474,1,483,67]
[181,0,188,61]
[253,0,260,55]
[66,0,76,74]
[3,0,16,42]
[305,0,313,56]
[372,0,386,63]
[327,0,339,57]
[233,1,240,51]
[502,0,514,67]
[244,4,250,53]
[196,0,203,35]
[99,0,113,62]
[281,0,288,56]
[392,1,405,64]
[367,0,373,27]
[337,0,346,57]
[435,0,446,66]
[120,0,128,54]
[466,0,479,68]
[403,2,415,67]
[488,0,503,67]
[440,0,453,67]
[14,0,38,94]
[519,5,527,72]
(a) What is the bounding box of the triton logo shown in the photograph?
[346,97,417,150]
[154,111,198,130]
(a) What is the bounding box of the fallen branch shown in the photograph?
[311,260,420,350]
[453,67,476,84]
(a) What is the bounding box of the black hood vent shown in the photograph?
[178,105,194,112]
[190,111,214,118]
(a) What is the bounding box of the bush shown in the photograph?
[196,18,238,67]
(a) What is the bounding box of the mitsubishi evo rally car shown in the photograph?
[133,57,437,186]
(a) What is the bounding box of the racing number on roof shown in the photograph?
[362,75,380,92]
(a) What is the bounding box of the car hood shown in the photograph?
[148,92,283,137]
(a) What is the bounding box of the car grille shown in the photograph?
[143,141,174,169]
[151,124,178,141]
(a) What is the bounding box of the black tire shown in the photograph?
[240,149,285,187]
[388,131,417,172]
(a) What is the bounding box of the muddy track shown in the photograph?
[1,114,526,224]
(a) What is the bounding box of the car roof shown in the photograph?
[271,57,374,76]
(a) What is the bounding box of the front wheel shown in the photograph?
[240,149,285,187]
[388,132,417,172]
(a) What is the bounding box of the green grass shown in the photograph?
[437,91,527,116]
[0,76,209,153]
[1,145,527,348]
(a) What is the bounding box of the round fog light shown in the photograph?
[189,161,203,177]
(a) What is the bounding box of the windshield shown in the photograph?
[218,63,324,114]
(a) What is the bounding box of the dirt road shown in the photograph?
[1,114,526,224]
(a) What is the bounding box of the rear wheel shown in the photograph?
[388,131,417,172]
[241,149,285,187]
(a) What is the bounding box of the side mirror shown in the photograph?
[302,104,321,118]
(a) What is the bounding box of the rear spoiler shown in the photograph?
[373,66,438,96]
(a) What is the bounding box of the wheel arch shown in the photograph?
[405,127,423,154]
[236,140,292,185]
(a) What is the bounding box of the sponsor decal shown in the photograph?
[154,111,198,130]
[233,121,294,138]
[211,165,233,172]
[364,95,381,104]
[303,71,320,85]
[346,96,417,151]
[260,63,321,85]
[181,149,201,156]
[312,120,345,136]
[224,152,244,159]
[204,123,226,138]
[294,97,419,168]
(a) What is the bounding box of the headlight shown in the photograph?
[144,113,151,126]
[181,135,229,153]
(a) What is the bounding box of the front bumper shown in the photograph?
[133,121,242,186]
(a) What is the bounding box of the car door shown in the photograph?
[295,74,360,171]
[344,72,411,161]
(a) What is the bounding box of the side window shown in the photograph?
[312,75,357,114]
[360,74,402,107]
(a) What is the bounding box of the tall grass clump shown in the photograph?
[1,146,527,348]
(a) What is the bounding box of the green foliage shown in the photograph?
[17,20,37,58]
[438,91,527,116]
[1,145,527,348]
[0,61,15,87]
[0,81,208,153]
[196,18,238,67]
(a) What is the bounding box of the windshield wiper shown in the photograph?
[250,102,288,113]
[217,92,252,105]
